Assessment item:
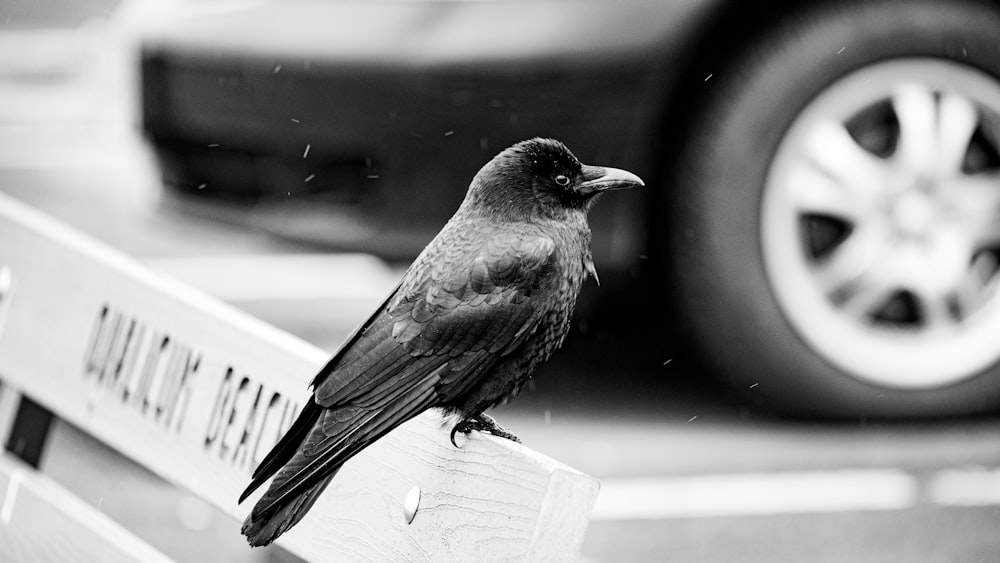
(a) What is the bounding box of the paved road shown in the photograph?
[1,12,999,563]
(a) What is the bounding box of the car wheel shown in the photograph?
[667,0,1000,417]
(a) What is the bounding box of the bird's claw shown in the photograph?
[450,414,521,447]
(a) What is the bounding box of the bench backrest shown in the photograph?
[0,193,598,561]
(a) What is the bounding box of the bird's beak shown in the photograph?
[578,165,645,196]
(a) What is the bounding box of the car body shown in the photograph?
[135,0,728,263]
[132,0,1000,418]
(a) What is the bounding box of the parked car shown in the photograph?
[131,0,1000,418]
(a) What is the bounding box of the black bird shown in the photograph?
[239,138,643,546]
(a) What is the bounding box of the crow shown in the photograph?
[239,137,642,546]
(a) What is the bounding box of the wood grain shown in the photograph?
[0,453,173,563]
[0,193,598,562]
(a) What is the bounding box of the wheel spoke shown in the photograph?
[916,291,956,329]
[892,84,938,174]
[899,231,971,329]
[839,270,895,320]
[784,160,868,219]
[973,221,1000,248]
[936,92,979,177]
[953,252,999,320]
[949,173,1000,247]
[802,120,888,196]
[885,243,956,329]
[967,215,1000,249]
[813,223,888,295]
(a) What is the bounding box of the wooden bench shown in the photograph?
[0,449,173,562]
[0,192,599,561]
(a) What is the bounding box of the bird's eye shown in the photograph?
[554,175,570,186]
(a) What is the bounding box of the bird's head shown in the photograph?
[462,138,644,221]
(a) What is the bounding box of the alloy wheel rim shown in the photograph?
[761,59,1000,389]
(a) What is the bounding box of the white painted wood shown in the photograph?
[0,193,599,562]
[0,382,18,449]
[0,452,174,563]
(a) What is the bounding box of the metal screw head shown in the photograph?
[403,486,421,524]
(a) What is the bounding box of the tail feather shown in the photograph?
[239,341,452,546]
[241,471,337,547]
[239,401,323,503]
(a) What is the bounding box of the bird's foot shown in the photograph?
[450,413,521,447]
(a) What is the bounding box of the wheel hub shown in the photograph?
[888,188,935,240]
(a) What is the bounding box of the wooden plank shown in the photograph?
[0,192,599,561]
[0,382,19,448]
[0,452,174,563]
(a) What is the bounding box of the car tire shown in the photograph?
[666,0,1000,418]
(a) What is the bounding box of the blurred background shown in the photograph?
[2,0,1000,561]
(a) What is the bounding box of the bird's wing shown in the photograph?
[242,284,401,492]
[314,227,559,405]
[245,228,560,516]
